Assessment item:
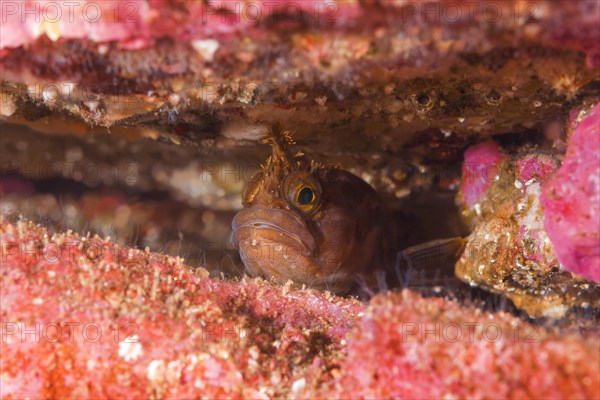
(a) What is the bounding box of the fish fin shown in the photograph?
[394,237,466,289]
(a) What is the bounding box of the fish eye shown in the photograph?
[282,172,322,214]
[297,187,314,205]
[416,93,430,105]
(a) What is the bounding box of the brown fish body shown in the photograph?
[232,130,391,294]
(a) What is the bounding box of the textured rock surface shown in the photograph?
[1,0,599,172]
[1,219,598,398]
[317,291,600,399]
[456,106,600,318]
[0,218,361,398]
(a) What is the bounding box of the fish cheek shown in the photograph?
[312,208,359,274]
[314,202,383,284]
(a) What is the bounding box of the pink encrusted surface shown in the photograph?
[516,154,559,186]
[1,219,599,398]
[0,218,362,398]
[0,0,152,49]
[0,0,359,50]
[541,103,600,283]
[461,141,506,207]
[317,291,600,399]
[2,0,598,67]
[515,154,559,265]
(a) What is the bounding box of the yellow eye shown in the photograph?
[282,171,322,214]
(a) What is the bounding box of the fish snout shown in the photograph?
[231,207,317,256]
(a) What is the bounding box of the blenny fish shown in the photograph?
[231,128,463,295]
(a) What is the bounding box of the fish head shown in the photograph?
[232,129,386,293]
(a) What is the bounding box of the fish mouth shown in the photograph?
[232,207,317,257]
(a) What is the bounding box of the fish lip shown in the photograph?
[232,207,317,256]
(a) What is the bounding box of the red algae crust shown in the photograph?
[318,291,600,399]
[0,0,360,51]
[1,218,599,398]
[541,103,600,283]
[0,218,362,398]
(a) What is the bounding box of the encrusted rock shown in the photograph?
[2,218,598,398]
[456,107,600,318]
[318,291,599,399]
[1,0,598,168]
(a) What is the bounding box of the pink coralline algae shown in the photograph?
[318,291,600,399]
[0,0,360,51]
[516,154,559,186]
[461,141,506,207]
[0,218,362,398]
[0,1,154,50]
[1,218,599,398]
[542,103,600,283]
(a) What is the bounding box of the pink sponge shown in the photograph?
[541,103,600,283]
